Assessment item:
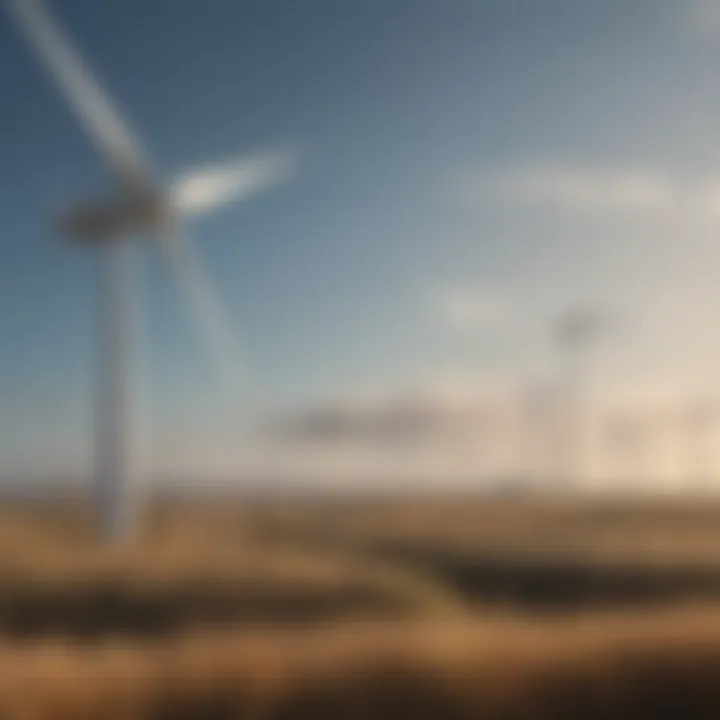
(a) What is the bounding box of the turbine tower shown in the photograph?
[552,307,604,491]
[8,0,292,540]
[680,396,719,493]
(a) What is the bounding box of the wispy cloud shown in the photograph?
[464,164,720,217]
[681,0,720,38]
[254,375,526,485]
[149,369,720,490]
[262,385,513,446]
[149,373,528,488]
[433,285,509,333]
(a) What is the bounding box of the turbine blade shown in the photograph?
[170,150,294,217]
[7,0,151,187]
[157,230,250,391]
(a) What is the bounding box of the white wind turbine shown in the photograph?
[8,0,293,539]
[552,307,605,491]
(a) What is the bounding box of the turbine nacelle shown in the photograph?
[58,191,172,243]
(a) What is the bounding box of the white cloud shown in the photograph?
[465,163,720,217]
[263,383,517,446]
[476,165,675,213]
[434,285,509,333]
[253,375,529,486]
[682,0,720,38]
[148,369,720,492]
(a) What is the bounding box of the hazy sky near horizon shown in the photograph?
[3,0,720,482]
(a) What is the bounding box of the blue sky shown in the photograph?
[3,0,720,483]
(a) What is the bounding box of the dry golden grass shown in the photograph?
[0,498,719,716]
[0,606,719,718]
[249,495,720,564]
[0,500,467,638]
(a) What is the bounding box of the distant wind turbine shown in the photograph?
[679,396,720,493]
[552,307,606,491]
[605,411,648,487]
[8,0,294,539]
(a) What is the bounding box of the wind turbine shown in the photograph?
[605,410,648,488]
[551,307,605,491]
[8,0,293,540]
[679,395,719,493]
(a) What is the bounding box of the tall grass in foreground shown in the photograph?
[2,499,720,716]
[0,606,719,718]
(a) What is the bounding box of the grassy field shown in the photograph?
[0,497,719,716]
